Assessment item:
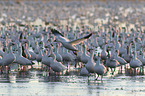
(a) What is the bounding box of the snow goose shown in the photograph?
[42,45,55,67]
[21,41,31,60]
[114,49,128,73]
[129,51,142,75]
[122,45,132,63]
[101,43,108,61]
[1,42,16,73]
[80,44,89,64]
[23,40,37,61]
[75,45,83,68]
[97,36,104,48]
[50,54,67,74]
[36,46,43,66]
[119,37,126,57]
[114,49,127,65]
[114,33,121,50]
[137,46,145,74]
[94,53,106,81]
[61,47,75,70]
[51,28,92,54]
[137,46,145,66]
[14,44,33,71]
[54,43,63,62]
[105,50,119,75]
[85,48,95,73]
[92,37,98,48]
[80,65,89,76]
[41,49,51,69]
[29,51,37,61]
[0,42,5,57]
[2,42,16,66]
[32,41,39,54]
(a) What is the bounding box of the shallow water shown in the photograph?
[0,0,145,96]
[0,69,145,96]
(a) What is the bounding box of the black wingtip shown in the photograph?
[84,33,92,39]
[50,28,64,37]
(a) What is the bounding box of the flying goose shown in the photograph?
[50,28,92,55]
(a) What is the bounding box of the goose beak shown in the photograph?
[54,39,57,42]
[88,49,93,52]
[12,42,15,45]
[87,49,90,52]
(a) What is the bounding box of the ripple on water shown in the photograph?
[0,70,145,96]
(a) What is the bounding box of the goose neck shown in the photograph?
[83,47,87,54]
[96,57,100,65]
[90,50,94,60]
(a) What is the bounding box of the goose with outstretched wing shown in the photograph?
[50,28,92,55]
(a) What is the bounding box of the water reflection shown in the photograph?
[87,80,104,95]
[0,74,11,83]
[0,70,145,95]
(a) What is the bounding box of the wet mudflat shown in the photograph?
[0,69,145,96]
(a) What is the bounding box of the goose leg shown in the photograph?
[8,65,11,74]
[134,68,136,75]
[111,68,114,75]
[101,75,103,83]
[120,66,123,74]
[31,65,33,70]
[74,59,77,68]
[1,66,3,74]
[95,74,99,80]
[139,66,142,75]
[142,66,144,75]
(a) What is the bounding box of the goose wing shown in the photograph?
[51,28,70,42]
[69,33,92,45]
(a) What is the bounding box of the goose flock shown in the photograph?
[0,1,145,81]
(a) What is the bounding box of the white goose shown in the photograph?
[114,49,127,66]
[1,42,16,73]
[2,42,16,66]
[114,49,128,73]
[122,45,132,63]
[119,37,126,57]
[101,43,108,61]
[137,46,145,66]
[114,33,121,50]
[14,44,33,71]
[50,54,67,74]
[22,41,31,60]
[51,28,92,54]
[42,45,54,67]
[85,48,95,73]
[61,47,75,69]
[129,49,142,69]
[41,49,51,67]
[80,44,89,64]
[80,65,89,76]
[0,41,5,57]
[36,47,43,65]
[94,53,106,81]
[106,50,119,75]
[54,43,63,62]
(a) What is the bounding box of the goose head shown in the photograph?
[115,49,119,55]
[8,42,15,47]
[88,47,94,53]
[53,38,61,44]
[82,43,87,48]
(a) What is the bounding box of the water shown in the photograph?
[0,0,145,96]
[0,69,145,96]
